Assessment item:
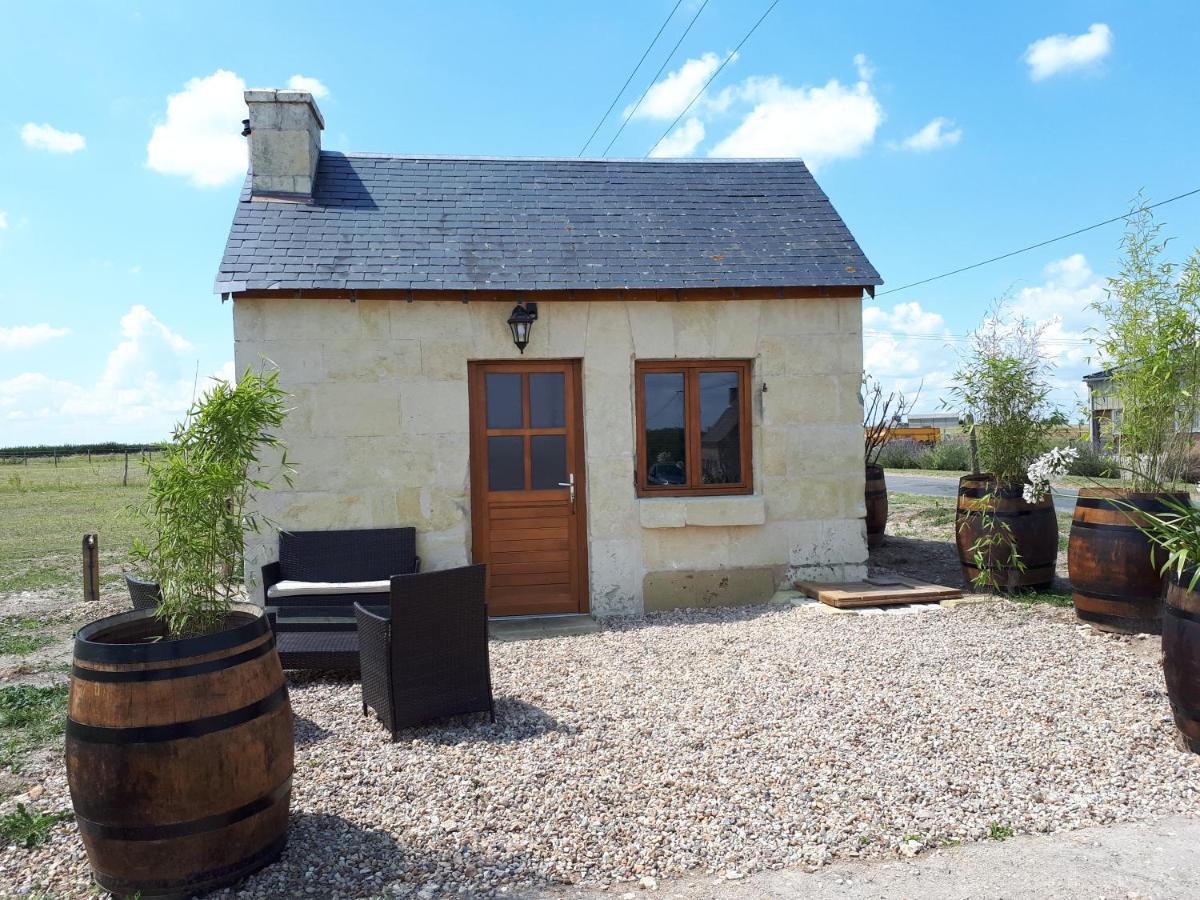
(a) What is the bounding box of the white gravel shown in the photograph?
[3,600,1199,898]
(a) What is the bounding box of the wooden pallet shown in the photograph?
[794,575,963,609]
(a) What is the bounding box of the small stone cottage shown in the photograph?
[216,89,882,618]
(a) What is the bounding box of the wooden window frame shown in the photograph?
[634,359,753,497]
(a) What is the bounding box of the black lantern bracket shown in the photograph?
[507,301,539,353]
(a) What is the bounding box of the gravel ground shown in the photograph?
[3,600,1198,898]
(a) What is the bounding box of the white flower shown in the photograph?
[1024,446,1079,503]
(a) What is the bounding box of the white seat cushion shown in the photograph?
[267,579,391,599]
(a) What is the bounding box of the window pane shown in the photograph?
[487,435,525,491]
[699,371,741,484]
[529,372,565,428]
[643,372,687,487]
[486,373,522,429]
[531,435,567,489]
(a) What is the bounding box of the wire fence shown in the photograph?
[0,450,159,487]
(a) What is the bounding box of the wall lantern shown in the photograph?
[507,301,538,353]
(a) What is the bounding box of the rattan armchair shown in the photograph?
[355,564,494,737]
[125,574,162,611]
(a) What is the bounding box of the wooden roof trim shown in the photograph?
[231,285,871,303]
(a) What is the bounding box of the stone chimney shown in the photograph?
[243,89,324,197]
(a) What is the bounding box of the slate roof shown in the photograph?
[214,153,881,294]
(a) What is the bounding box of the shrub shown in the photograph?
[1065,442,1120,478]
[920,441,971,471]
[875,440,925,469]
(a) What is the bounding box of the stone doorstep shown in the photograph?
[488,614,602,642]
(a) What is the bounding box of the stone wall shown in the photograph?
[233,294,867,615]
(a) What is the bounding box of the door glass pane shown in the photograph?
[642,372,687,487]
[699,371,741,484]
[531,435,567,489]
[487,435,525,491]
[529,372,565,428]
[486,373,522,429]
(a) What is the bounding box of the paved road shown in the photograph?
[566,815,1200,899]
[888,472,1079,514]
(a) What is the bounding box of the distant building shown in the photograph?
[1085,368,1199,448]
[906,412,963,432]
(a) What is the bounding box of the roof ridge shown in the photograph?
[322,151,814,165]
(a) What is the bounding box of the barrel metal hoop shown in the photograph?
[1078,586,1159,604]
[74,611,269,664]
[72,634,276,683]
[1074,495,1186,512]
[1069,520,1145,534]
[1074,608,1160,630]
[957,509,1045,519]
[1165,602,1200,625]
[74,776,291,841]
[91,832,288,896]
[66,683,288,744]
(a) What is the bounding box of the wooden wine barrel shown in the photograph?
[865,464,888,548]
[1164,572,1200,754]
[955,474,1058,590]
[67,603,293,899]
[1067,489,1188,633]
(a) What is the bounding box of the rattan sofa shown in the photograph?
[262,527,420,670]
[355,564,494,736]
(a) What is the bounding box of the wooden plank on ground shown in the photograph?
[794,575,963,609]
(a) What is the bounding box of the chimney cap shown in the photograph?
[243,89,325,129]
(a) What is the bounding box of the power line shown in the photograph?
[864,329,1091,347]
[876,187,1200,297]
[601,0,712,157]
[646,0,783,157]
[578,1,684,157]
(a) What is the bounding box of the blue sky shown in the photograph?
[2,1,1198,444]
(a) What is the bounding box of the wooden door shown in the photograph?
[468,360,588,616]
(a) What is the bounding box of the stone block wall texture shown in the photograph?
[233,295,867,615]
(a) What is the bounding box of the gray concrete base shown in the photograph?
[489,614,602,642]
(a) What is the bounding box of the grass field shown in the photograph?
[0,454,150,595]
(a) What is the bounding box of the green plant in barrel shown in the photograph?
[1090,202,1200,488]
[132,368,293,637]
[948,305,1064,589]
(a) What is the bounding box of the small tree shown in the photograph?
[863,375,919,467]
[1091,202,1200,490]
[948,304,1063,487]
[133,369,292,638]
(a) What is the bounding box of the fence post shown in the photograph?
[53,451,58,468]
[83,534,100,603]
[966,413,980,474]
[123,451,129,486]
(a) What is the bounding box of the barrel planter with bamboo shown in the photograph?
[955,474,1058,590]
[1164,570,1200,754]
[67,603,293,899]
[865,464,888,548]
[1067,489,1189,634]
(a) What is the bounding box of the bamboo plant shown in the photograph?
[133,368,292,638]
[1090,202,1200,490]
[947,304,1063,589]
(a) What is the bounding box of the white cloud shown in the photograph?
[650,117,705,158]
[20,123,86,154]
[862,301,955,405]
[0,324,71,351]
[853,53,874,82]
[1024,23,1113,81]
[628,52,726,121]
[287,75,330,99]
[0,305,231,443]
[146,69,248,187]
[893,117,962,152]
[709,66,882,166]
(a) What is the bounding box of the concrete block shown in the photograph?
[638,499,687,529]
[643,567,779,612]
[684,495,766,527]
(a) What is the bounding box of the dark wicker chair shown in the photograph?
[125,574,162,610]
[355,564,494,737]
[262,527,420,671]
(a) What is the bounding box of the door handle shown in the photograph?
[558,473,576,511]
